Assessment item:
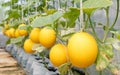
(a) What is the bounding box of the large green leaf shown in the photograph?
[70,0,113,15]
[2,2,11,7]
[10,36,25,44]
[26,14,39,19]
[6,9,20,19]
[96,43,114,71]
[63,8,80,27]
[83,0,113,14]
[10,20,25,28]
[31,11,63,27]
[63,0,113,28]
[18,25,29,30]
[2,0,18,7]
[83,0,113,8]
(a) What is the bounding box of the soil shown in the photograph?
[0,49,26,75]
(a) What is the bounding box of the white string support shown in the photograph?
[58,0,60,10]
[35,0,38,14]
[80,0,84,31]
[21,0,23,20]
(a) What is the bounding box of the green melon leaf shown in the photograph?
[83,0,113,14]
[31,11,63,27]
[10,36,25,44]
[18,25,29,30]
[63,7,80,27]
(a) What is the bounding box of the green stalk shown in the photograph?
[43,0,47,11]
[68,69,73,75]
[106,7,110,26]
[102,0,119,42]
[88,16,96,35]
[39,52,48,68]
[65,1,67,10]
[85,15,89,29]
[67,63,73,75]
[102,7,110,42]
[88,16,102,43]
[53,0,55,9]
[45,0,47,8]
[102,29,109,42]
[72,0,75,7]
[84,68,88,75]
[110,0,119,30]
[99,71,102,75]
[58,0,61,10]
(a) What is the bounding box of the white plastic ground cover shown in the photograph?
[5,44,59,75]
[0,32,8,48]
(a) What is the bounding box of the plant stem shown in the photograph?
[102,29,109,42]
[88,16,102,43]
[68,68,73,75]
[58,0,61,10]
[53,0,55,8]
[102,7,110,42]
[88,16,95,35]
[85,15,89,29]
[102,0,119,42]
[40,52,48,68]
[57,34,66,45]
[110,0,119,30]
[72,0,75,7]
[99,71,102,75]
[44,0,47,11]
[65,1,67,10]
[84,68,88,75]
[105,7,110,26]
